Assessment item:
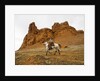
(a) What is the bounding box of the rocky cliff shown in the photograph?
[19,21,84,50]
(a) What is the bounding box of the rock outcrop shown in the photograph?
[19,21,84,50]
[35,28,54,43]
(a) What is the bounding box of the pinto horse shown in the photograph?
[43,42,61,55]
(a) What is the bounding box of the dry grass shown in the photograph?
[15,44,84,65]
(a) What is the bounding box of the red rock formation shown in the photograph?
[28,22,39,34]
[52,21,69,33]
[35,28,54,43]
[77,30,84,34]
[19,21,84,50]
[19,22,38,49]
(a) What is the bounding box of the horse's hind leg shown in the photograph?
[54,50,57,55]
[46,51,48,55]
[58,49,60,55]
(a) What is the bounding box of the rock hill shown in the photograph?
[19,21,84,50]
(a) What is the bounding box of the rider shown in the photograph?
[48,38,54,50]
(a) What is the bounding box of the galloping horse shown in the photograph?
[43,41,61,55]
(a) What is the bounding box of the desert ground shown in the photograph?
[15,44,84,65]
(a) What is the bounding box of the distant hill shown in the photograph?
[19,21,84,50]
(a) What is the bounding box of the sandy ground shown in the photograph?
[15,44,84,65]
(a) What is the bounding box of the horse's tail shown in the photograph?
[58,44,61,48]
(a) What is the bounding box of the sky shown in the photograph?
[15,14,84,51]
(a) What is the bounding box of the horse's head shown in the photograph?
[43,42,48,45]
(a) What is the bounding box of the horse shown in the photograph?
[43,41,61,55]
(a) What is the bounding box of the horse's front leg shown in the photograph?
[54,48,57,55]
[56,49,60,55]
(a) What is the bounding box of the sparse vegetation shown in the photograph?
[15,44,84,65]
